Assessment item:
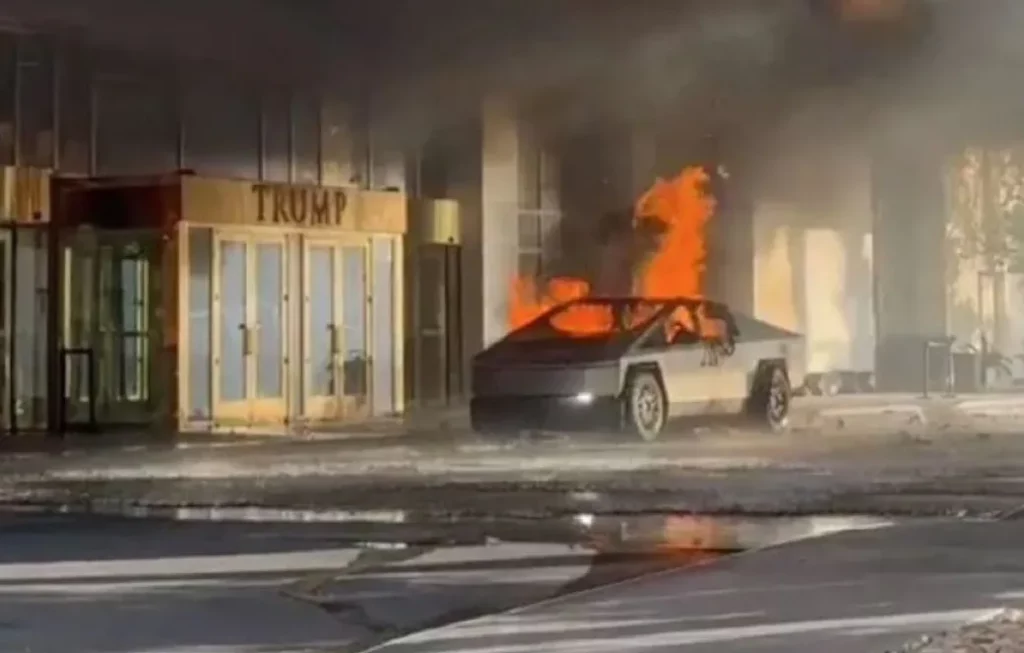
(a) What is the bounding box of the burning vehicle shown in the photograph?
[471,296,806,441]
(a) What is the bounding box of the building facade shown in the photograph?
[0,24,418,435]
[0,3,1012,440]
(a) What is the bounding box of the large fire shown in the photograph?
[508,166,717,335]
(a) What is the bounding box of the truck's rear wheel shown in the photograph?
[748,366,791,432]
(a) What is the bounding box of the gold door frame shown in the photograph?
[301,234,372,423]
[0,231,11,430]
[210,231,250,424]
[210,228,290,426]
[248,232,289,423]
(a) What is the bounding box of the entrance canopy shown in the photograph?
[52,173,408,433]
[53,172,407,234]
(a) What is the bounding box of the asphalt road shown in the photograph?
[0,513,696,653]
[373,519,1024,653]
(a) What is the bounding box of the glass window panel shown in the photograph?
[117,256,146,401]
[419,134,451,199]
[13,229,47,428]
[308,246,334,396]
[188,228,212,418]
[369,126,405,191]
[95,78,176,175]
[57,42,91,174]
[119,259,137,398]
[119,258,139,332]
[517,213,541,249]
[320,99,356,187]
[0,32,16,166]
[517,252,542,280]
[262,90,290,182]
[342,246,368,399]
[0,231,47,424]
[349,107,370,188]
[17,35,54,168]
[292,93,320,184]
[255,243,283,398]
[539,150,560,210]
[370,240,394,414]
[183,75,259,179]
[218,240,246,402]
[517,126,540,210]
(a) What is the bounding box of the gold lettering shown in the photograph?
[334,190,348,226]
[289,189,308,224]
[272,188,288,223]
[252,184,272,223]
[310,189,330,225]
[251,183,353,228]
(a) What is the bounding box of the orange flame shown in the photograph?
[508,166,717,336]
[634,166,716,299]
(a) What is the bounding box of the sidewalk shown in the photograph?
[1,392,1023,523]
[0,405,471,458]
[0,391,1011,459]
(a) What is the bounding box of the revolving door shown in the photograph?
[60,229,168,429]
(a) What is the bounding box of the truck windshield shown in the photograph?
[504,298,667,343]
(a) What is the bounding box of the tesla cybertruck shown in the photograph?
[470,297,806,441]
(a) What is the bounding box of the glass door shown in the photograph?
[302,237,370,422]
[98,242,155,419]
[0,232,11,430]
[61,229,163,428]
[251,236,288,421]
[212,232,288,425]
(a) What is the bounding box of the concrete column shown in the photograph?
[708,169,754,313]
[478,96,520,348]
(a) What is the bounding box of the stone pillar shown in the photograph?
[477,96,521,348]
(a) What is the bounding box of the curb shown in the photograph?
[813,403,928,425]
[957,397,1024,416]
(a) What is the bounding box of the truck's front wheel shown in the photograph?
[624,371,667,442]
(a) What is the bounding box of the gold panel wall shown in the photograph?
[180,176,407,233]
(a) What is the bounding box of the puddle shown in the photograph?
[573,513,893,553]
[8,498,896,555]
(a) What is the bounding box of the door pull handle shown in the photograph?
[329,324,341,355]
[241,324,253,356]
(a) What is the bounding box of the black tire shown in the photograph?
[749,366,791,432]
[624,371,667,442]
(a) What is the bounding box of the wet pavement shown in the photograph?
[0,399,1023,543]
[0,513,616,652]
[5,428,1024,523]
[370,519,1024,653]
[0,508,898,652]
[1,397,1022,652]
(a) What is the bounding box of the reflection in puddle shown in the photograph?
[573,513,893,554]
